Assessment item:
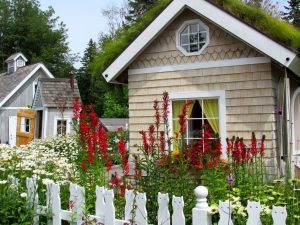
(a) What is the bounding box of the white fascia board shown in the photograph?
[14,53,28,62]
[103,0,300,82]
[39,63,54,78]
[186,0,299,74]
[102,0,185,82]
[128,57,270,75]
[0,64,54,108]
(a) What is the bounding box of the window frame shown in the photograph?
[20,117,30,133]
[53,117,71,136]
[292,87,300,155]
[169,90,226,157]
[32,81,38,98]
[176,19,209,56]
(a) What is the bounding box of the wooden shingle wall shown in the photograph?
[128,64,276,157]
[127,9,278,170]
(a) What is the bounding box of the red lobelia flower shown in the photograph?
[139,130,149,155]
[259,135,266,156]
[250,132,258,156]
[159,131,166,153]
[162,91,169,124]
[73,97,81,120]
[153,99,160,130]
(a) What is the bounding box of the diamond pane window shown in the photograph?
[176,20,209,56]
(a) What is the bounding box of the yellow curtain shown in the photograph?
[202,99,219,133]
[172,100,186,136]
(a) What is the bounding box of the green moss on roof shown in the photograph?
[212,0,300,51]
[93,0,300,77]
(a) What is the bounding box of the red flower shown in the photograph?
[153,99,160,130]
[250,132,257,156]
[178,100,192,136]
[111,172,121,187]
[89,105,99,129]
[116,139,129,175]
[148,124,156,153]
[159,131,166,152]
[73,97,81,119]
[162,91,169,124]
[139,130,149,154]
[259,135,266,156]
[81,160,87,171]
[97,127,108,155]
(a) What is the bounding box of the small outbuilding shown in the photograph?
[32,77,80,138]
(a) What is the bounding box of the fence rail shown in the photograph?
[26,178,287,225]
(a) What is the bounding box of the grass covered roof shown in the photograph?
[93,0,300,77]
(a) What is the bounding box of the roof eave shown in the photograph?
[0,63,54,108]
[102,0,186,83]
[102,0,300,82]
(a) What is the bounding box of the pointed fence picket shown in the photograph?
[25,178,288,225]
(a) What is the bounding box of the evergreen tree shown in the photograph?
[283,0,300,27]
[126,0,158,23]
[0,0,75,77]
[77,39,97,104]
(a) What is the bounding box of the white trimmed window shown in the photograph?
[21,117,30,133]
[176,19,209,56]
[54,117,71,136]
[169,91,226,156]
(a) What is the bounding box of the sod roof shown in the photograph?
[93,0,300,79]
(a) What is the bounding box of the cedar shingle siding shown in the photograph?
[127,10,278,169]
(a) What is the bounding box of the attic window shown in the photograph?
[176,19,209,56]
[17,59,25,68]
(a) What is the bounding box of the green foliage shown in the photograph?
[283,0,300,27]
[91,0,170,78]
[102,86,128,118]
[213,0,300,50]
[0,179,34,224]
[0,0,76,77]
[77,39,98,104]
[126,0,159,23]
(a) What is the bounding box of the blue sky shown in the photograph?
[39,0,123,68]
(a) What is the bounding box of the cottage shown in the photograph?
[0,53,54,146]
[101,0,300,177]
[32,77,80,138]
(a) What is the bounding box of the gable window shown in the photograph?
[170,91,226,156]
[54,117,71,136]
[21,117,30,133]
[33,82,38,98]
[176,19,209,56]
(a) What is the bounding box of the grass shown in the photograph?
[92,0,300,77]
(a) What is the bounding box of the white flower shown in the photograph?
[0,180,7,184]
[208,204,219,215]
[9,183,17,190]
[20,192,27,198]
[42,178,54,185]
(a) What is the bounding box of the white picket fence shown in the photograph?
[26,178,288,225]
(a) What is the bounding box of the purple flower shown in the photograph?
[226,176,235,186]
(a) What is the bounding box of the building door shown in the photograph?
[16,109,35,146]
[8,116,17,147]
